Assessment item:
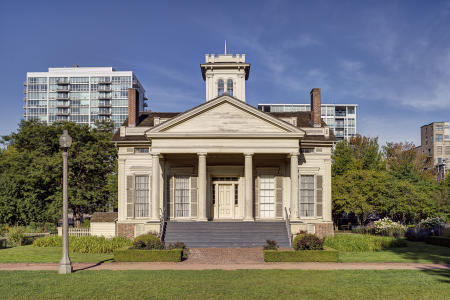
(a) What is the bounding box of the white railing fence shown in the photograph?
[57,227,91,237]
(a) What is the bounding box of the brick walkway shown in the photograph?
[186,248,265,264]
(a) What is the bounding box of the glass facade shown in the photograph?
[257,103,358,141]
[24,68,146,131]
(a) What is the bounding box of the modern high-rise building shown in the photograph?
[419,121,450,180]
[24,66,147,130]
[258,103,357,141]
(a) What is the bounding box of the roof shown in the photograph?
[112,98,335,142]
[90,212,118,223]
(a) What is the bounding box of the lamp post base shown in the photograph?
[58,262,73,274]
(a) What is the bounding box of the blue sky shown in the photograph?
[1,0,449,145]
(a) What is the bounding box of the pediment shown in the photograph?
[146,96,304,137]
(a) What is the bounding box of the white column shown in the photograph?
[244,153,254,221]
[198,153,207,221]
[152,153,160,220]
[290,152,299,220]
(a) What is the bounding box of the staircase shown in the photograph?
[164,221,290,248]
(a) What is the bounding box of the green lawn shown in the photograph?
[0,246,112,263]
[0,270,449,299]
[339,241,450,264]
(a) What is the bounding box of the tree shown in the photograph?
[0,120,117,226]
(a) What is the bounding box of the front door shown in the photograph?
[217,184,233,219]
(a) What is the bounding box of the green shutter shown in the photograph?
[316,175,323,217]
[275,176,283,218]
[254,177,259,218]
[169,176,174,219]
[190,176,198,217]
[126,175,135,219]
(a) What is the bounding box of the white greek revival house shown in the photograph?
[113,51,335,245]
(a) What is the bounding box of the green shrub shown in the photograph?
[293,233,324,250]
[132,233,164,250]
[114,249,182,262]
[81,219,91,229]
[263,240,279,250]
[33,235,132,253]
[425,236,450,248]
[7,226,26,246]
[264,247,339,262]
[324,234,407,252]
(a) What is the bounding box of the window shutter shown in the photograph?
[169,176,174,219]
[254,177,260,218]
[275,176,283,218]
[316,175,323,217]
[126,175,135,219]
[190,176,198,217]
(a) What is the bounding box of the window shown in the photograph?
[347,106,355,114]
[436,134,443,142]
[259,176,275,218]
[445,135,450,141]
[218,79,224,96]
[135,176,149,217]
[227,79,233,96]
[435,125,443,131]
[175,176,190,217]
[438,157,442,164]
[446,146,450,155]
[135,148,149,154]
[437,146,443,155]
[299,175,314,217]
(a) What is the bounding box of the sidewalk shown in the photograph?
[0,262,448,271]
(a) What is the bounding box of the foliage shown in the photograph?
[425,236,450,248]
[332,137,445,225]
[324,234,406,252]
[81,219,91,228]
[263,240,279,250]
[405,227,436,241]
[166,242,188,259]
[113,249,182,262]
[33,235,131,253]
[419,217,445,230]
[374,217,406,237]
[6,226,26,246]
[0,120,117,226]
[132,233,164,250]
[264,247,338,262]
[293,233,324,250]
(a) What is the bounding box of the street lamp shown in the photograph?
[58,130,72,274]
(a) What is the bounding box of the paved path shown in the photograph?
[0,262,448,271]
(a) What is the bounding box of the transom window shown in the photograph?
[300,175,314,217]
[135,175,149,218]
[212,177,238,181]
[175,176,190,217]
[259,176,275,218]
[218,79,224,96]
[227,79,233,96]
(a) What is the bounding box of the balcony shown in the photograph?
[56,79,69,85]
[98,79,111,84]
[98,109,111,116]
[56,101,70,108]
[56,110,70,116]
[98,94,112,100]
[56,94,70,100]
[56,86,70,92]
[98,86,111,92]
[335,111,346,117]
[98,102,112,108]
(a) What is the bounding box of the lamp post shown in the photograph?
[59,130,72,274]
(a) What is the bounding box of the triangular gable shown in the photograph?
[146,95,305,136]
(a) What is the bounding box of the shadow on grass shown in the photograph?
[419,268,450,283]
[73,258,114,272]
[380,241,450,264]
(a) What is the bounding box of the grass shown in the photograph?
[324,234,406,252]
[0,270,449,299]
[339,241,450,263]
[0,246,112,263]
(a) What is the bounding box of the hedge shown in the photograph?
[113,249,183,262]
[324,234,406,252]
[264,247,339,262]
[425,236,450,248]
[33,236,132,254]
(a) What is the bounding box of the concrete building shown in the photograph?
[112,50,335,246]
[24,66,147,130]
[419,122,450,180]
[258,104,357,141]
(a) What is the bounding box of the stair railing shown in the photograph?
[158,207,167,241]
[284,207,293,248]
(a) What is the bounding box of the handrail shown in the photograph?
[284,207,292,248]
[159,207,167,241]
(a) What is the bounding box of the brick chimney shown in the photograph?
[310,88,321,127]
[128,88,139,127]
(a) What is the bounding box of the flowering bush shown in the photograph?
[293,233,324,250]
[374,218,406,238]
[419,217,445,230]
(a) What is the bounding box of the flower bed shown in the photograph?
[264,247,339,262]
[113,249,183,262]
